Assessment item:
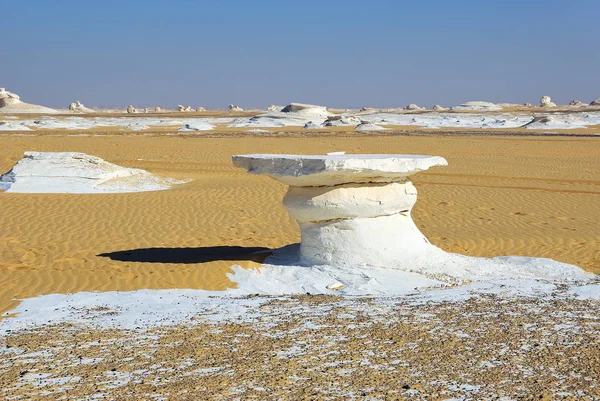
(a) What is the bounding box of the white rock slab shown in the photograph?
[0,152,184,193]
[232,154,448,186]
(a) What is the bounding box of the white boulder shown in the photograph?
[540,96,556,107]
[126,105,137,114]
[69,101,94,113]
[229,104,243,112]
[196,106,206,112]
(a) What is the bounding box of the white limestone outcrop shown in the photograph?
[233,153,590,283]
[590,99,600,106]
[452,101,502,111]
[540,96,556,107]
[229,104,243,112]
[355,122,386,131]
[0,88,58,114]
[69,101,94,113]
[196,106,206,112]
[126,105,137,114]
[0,152,182,193]
[229,103,333,128]
[432,105,448,111]
[405,103,424,111]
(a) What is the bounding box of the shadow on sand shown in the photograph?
[98,246,272,264]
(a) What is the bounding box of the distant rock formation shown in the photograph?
[196,106,206,112]
[590,99,600,106]
[523,103,533,107]
[229,104,243,112]
[184,106,193,112]
[303,121,321,129]
[569,100,584,106]
[126,105,136,114]
[540,96,556,107]
[144,107,150,113]
[323,115,362,127]
[267,105,281,112]
[452,101,502,111]
[0,88,58,114]
[177,105,185,112]
[432,105,448,111]
[405,104,424,111]
[355,122,386,131]
[0,152,180,193]
[359,107,376,112]
[69,101,94,113]
[155,107,162,112]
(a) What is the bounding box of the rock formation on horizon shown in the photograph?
[569,100,584,106]
[540,96,557,107]
[432,105,448,111]
[229,104,243,112]
[590,99,600,106]
[196,106,206,112]
[155,106,162,112]
[68,101,94,113]
[0,88,58,114]
[126,105,137,114]
[405,104,424,111]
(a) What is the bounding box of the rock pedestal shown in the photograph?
[233,154,447,267]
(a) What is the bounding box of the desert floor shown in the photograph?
[1,132,599,399]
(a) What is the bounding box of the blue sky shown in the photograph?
[3,0,599,108]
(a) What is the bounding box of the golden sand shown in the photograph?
[1,133,599,315]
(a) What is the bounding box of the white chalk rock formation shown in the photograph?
[405,103,424,111]
[452,101,502,111]
[233,154,590,283]
[590,99,600,106]
[432,105,448,111]
[359,107,376,112]
[0,88,58,114]
[323,115,362,127]
[69,101,94,113]
[355,122,386,131]
[184,106,193,112]
[540,96,556,107]
[177,105,185,112]
[267,105,281,112]
[569,100,584,107]
[229,103,333,128]
[303,121,321,129]
[523,103,533,107]
[233,154,447,268]
[126,105,136,114]
[196,106,206,112]
[0,152,181,194]
[155,107,162,112]
[229,104,243,112]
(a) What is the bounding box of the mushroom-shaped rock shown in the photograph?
[540,96,556,107]
[232,154,447,267]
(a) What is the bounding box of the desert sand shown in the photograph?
[0,132,599,317]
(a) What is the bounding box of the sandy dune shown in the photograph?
[0,133,599,316]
